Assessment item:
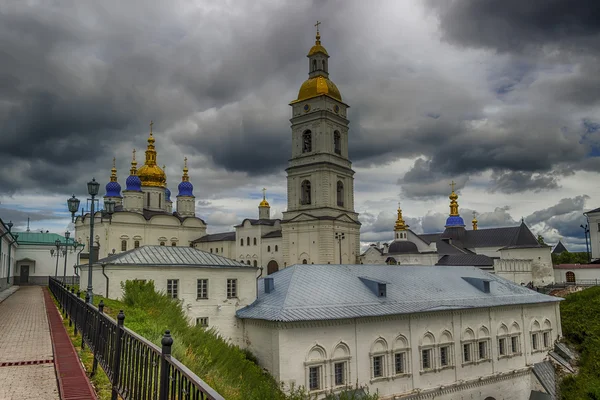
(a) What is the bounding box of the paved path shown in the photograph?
[0,286,60,400]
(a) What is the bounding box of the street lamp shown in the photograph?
[334,232,345,264]
[52,238,61,278]
[581,224,591,262]
[62,231,70,283]
[67,195,81,223]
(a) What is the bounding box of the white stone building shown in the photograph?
[585,207,600,261]
[78,245,258,345]
[361,195,554,287]
[237,264,561,399]
[0,219,18,292]
[74,133,207,262]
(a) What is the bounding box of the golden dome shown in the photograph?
[138,121,166,188]
[394,204,408,231]
[295,76,342,103]
[259,188,270,207]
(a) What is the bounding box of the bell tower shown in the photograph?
[281,23,361,266]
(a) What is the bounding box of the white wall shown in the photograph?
[0,232,16,291]
[500,247,554,286]
[242,302,560,399]
[494,259,533,286]
[554,267,600,284]
[80,264,258,346]
[587,212,600,260]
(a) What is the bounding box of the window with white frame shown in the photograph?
[370,338,388,379]
[331,343,351,387]
[542,319,552,349]
[227,279,237,298]
[530,320,542,353]
[196,317,208,327]
[462,328,476,364]
[511,335,520,354]
[477,326,490,361]
[420,332,435,372]
[497,323,509,358]
[478,340,488,360]
[334,362,346,386]
[498,337,507,356]
[543,331,550,349]
[532,333,539,351]
[167,279,178,299]
[392,335,410,375]
[438,330,454,369]
[422,348,432,370]
[197,279,208,299]
[305,345,326,392]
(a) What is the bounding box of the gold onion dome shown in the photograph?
[259,188,270,207]
[137,121,166,188]
[293,24,342,103]
[394,203,408,231]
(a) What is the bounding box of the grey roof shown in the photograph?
[262,230,282,239]
[387,241,419,254]
[532,361,556,399]
[88,245,250,268]
[437,254,494,267]
[415,232,440,245]
[192,232,236,243]
[549,351,574,373]
[552,241,568,254]
[235,218,280,227]
[236,264,560,322]
[584,207,600,215]
[554,342,575,361]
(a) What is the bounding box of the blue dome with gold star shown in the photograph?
[177,158,194,197]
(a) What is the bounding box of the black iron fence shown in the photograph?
[48,277,224,400]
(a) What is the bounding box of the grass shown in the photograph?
[53,281,377,400]
[559,286,600,399]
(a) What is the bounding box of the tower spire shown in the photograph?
[110,157,118,182]
[259,187,270,207]
[449,180,459,217]
[130,149,138,175]
[145,120,156,166]
[472,211,478,230]
[182,157,189,182]
[394,201,408,231]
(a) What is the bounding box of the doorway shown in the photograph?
[20,265,30,285]
[267,260,279,275]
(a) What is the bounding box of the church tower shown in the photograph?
[281,23,361,266]
[393,203,408,241]
[137,121,167,212]
[104,157,123,207]
[176,157,196,217]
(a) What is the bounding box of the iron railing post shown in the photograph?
[111,310,125,400]
[74,290,81,336]
[82,293,90,350]
[159,330,173,400]
[69,287,75,327]
[92,300,104,377]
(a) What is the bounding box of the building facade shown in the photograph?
[360,190,554,286]
[78,245,258,345]
[0,219,18,292]
[237,264,561,399]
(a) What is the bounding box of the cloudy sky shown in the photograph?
[1,0,599,252]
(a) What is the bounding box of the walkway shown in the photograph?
[0,286,60,400]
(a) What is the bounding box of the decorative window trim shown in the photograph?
[419,346,435,374]
[461,340,476,366]
[497,335,511,360]
[391,350,411,378]
[330,358,351,388]
[476,339,491,364]
[305,361,326,394]
[437,343,455,371]
[369,352,388,383]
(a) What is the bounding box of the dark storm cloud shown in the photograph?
[489,171,560,194]
[0,207,63,231]
[427,0,600,54]
[526,195,589,226]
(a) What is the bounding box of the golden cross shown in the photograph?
[398,201,401,209]
[149,120,154,134]
[315,21,321,33]
[262,187,267,199]
[132,148,136,161]
[449,180,456,192]
[184,157,188,168]
[112,157,116,168]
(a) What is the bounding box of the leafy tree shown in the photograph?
[537,234,546,245]
[552,251,590,265]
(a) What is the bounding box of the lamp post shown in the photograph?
[1,221,13,281]
[52,239,61,278]
[68,195,81,223]
[334,232,345,264]
[581,224,591,262]
[62,231,70,283]
[86,178,100,303]
[5,230,17,284]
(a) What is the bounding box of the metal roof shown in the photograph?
[436,254,494,267]
[236,264,561,322]
[192,232,236,243]
[532,361,556,398]
[14,231,71,245]
[91,245,250,268]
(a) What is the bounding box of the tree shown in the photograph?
[537,234,546,245]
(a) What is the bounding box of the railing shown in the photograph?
[48,277,224,400]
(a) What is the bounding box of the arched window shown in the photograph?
[247,237,250,246]
[322,60,327,72]
[253,260,258,267]
[312,59,317,72]
[210,248,213,253]
[275,245,278,252]
[385,257,397,265]
[331,342,351,387]
[134,240,140,248]
[267,245,271,252]
[302,259,308,264]
[240,239,244,246]
[301,180,311,205]
[420,332,435,371]
[302,130,312,153]
[337,181,344,207]
[253,237,257,246]
[147,192,151,207]
[215,248,218,253]
[171,242,176,247]
[393,335,410,375]
[158,194,161,209]
[334,131,341,154]
[306,345,327,392]
[370,338,388,379]
[121,240,127,251]
[566,271,575,283]
[160,242,165,246]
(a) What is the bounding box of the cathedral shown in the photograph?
[74,27,553,286]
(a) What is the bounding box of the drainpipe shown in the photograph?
[255,267,264,297]
[101,263,109,298]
